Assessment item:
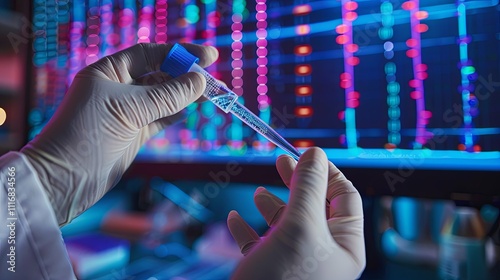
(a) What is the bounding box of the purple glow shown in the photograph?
[255,0,269,108]
[338,0,359,148]
[407,0,430,147]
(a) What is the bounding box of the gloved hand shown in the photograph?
[21,43,218,226]
[227,147,365,280]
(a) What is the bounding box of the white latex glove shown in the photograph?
[227,147,365,280]
[21,43,218,226]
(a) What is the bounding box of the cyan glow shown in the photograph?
[151,178,213,223]
[381,2,400,147]
[393,197,422,241]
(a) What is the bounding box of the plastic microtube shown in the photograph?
[161,43,302,161]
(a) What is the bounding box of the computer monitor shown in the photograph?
[27,0,500,202]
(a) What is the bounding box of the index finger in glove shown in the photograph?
[92,43,218,81]
[134,71,208,104]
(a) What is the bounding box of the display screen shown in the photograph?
[29,0,500,170]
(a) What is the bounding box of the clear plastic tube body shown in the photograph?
[189,63,301,160]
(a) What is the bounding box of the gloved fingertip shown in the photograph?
[186,71,206,95]
[277,154,295,164]
[275,155,297,189]
[226,210,261,251]
[254,188,274,205]
[254,187,285,209]
[295,146,328,173]
[300,146,327,161]
[254,189,286,227]
[196,45,219,66]
[180,43,219,68]
[228,209,239,218]
[255,186,267,195]
[205,45,219,60]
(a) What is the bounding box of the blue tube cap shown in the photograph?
[161,43,200,78]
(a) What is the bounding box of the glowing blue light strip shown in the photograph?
[150,179,213,223]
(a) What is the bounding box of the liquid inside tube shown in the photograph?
[190,64,302,160]
[229,101,302,161]
[192,64,238,113]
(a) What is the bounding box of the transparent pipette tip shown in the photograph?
[162,43,302,161]
[228,102,302,161]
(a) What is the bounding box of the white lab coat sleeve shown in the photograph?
[0,152,76,280]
